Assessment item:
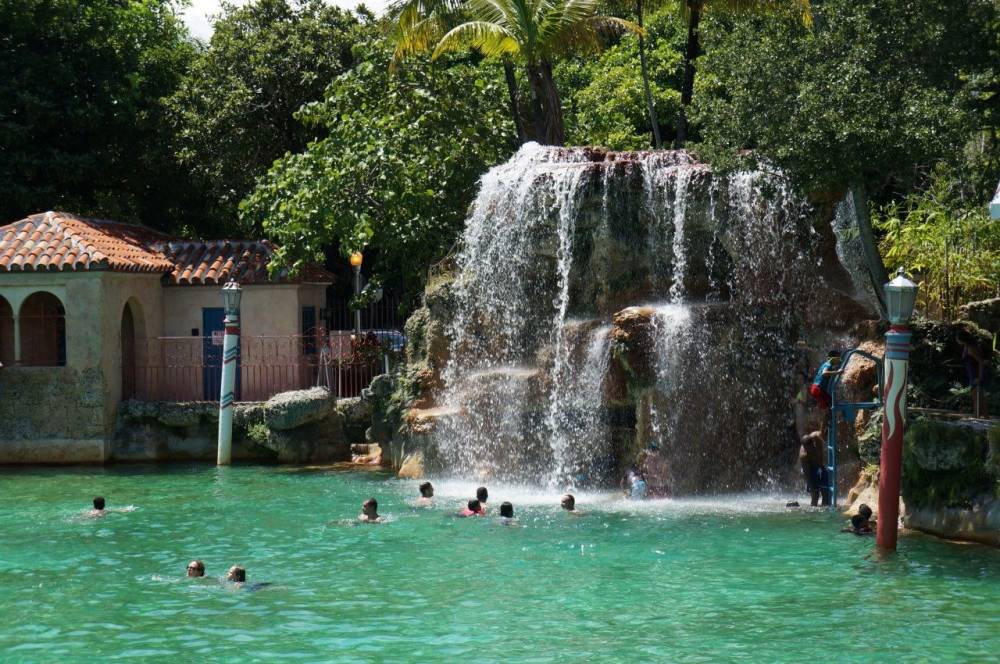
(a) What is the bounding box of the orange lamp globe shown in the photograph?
[349,252,363,268]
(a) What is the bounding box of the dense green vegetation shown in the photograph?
[1,0,997,311]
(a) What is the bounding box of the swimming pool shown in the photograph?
[1,465,997,662]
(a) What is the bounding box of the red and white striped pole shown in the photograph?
[217,281,242,466]
[876,268,918,551]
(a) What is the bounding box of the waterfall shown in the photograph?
[425,143,864,490]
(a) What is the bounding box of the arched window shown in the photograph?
[19,292,66,366]
[0,296,13,366]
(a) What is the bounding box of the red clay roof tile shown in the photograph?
[0,211,334,286]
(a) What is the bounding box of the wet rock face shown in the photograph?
[391,143,877,491]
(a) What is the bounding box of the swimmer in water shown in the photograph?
[415,481,434,506]
[187,560,205,578]
[842,504,874,535]
[359,498,383,523]
[476,487,489,513]
[87,496,107,517]
[561,494,585,515]
[226,565,246,583]
[459,499,485,517]
[498,501,517,523]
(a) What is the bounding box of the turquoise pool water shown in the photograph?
[1,465,997,662]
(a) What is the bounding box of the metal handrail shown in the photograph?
[826,348,884,508]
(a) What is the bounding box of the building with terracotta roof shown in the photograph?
[0,211,334,463]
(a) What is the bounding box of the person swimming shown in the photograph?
[561,494,585,515]
[459,499,485,517]
[842,504,874,535]
[359,498,383,523]
[416,482,434,506]
[226,565,246,583]
[497,501,517,524]
[187,560,205,578]
[476,487,489,513]
[87,496,106,517]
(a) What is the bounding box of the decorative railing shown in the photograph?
[131,331,400,403]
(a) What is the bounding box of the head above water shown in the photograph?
[499,501,514,518]
[419,481,434,498]
[187,560,205,578]
[467,499,482,513]
[476,487,488,503]
[362,498,378,516]
[93,496,105,510]
[858,504,873,520]
[226,565,246,583]
[561,494,575,511]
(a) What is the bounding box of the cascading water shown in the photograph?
[426,143,869,491]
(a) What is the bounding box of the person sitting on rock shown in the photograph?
[359,498,383,523]
[458,499,485,517]
[187,560,205,578]
[415,481,434,506]
[799,431,830,507]
[476,487,489,513]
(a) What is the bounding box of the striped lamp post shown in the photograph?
[217,280,242,466]
[876,268,918,551]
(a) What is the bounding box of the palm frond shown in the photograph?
[432,20,521,59]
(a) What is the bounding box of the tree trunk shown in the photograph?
[527,61,565,145]
[674,0,702,148]
[502,58,527,144]
[637,0,662,149]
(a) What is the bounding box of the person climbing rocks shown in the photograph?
[799,431,830,507]
[810,349,844,436]
[809,350,843,411]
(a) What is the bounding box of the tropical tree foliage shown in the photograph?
[0,0,199,231]
[674,0,812,147]
[428,0,642,145]
[876,168,1000,321]
[242,40,516,298]
[558,8,684,149]
[167,0,368,232]
[693,0,997,200]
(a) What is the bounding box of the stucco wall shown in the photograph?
[161,284,309,338]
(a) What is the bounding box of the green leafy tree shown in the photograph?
[558,8,684,149]
[673,0,812,147]
[430,0,642,145]
[0,0,200,230]
[692,0,996,199]
[167,0,366,232]
[242,40,516,299]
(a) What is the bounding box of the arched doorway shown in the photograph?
[0,296,13,366]
[19,292,66,366]
[121,303,136,400]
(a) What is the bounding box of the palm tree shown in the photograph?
[388,0,528,142]
[673,0,812,148]
[431,0,642,145]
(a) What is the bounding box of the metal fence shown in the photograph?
[132,332,394,403]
